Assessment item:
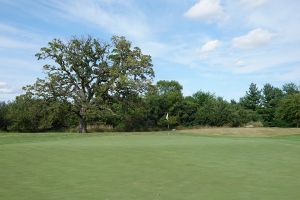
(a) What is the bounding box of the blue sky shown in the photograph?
[0,0,299,101]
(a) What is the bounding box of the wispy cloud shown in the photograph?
[226,48,300,74]
[240,0,269,8]
[49,0,150,39]
[0,22,44,50]
[0,58,41,72]
[0,23,45,99]
[280,68,300,81]
[0,35,39,49]
[0,23,20,33]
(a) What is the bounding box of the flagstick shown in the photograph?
[166,112,170,135]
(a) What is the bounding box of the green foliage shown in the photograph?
[282,83,299,95]
[6,95,45,132]
[228,104,254,127]
[192,92,253,127]
[259,83,284,126]
[156,80,183,96]
[277,94,300,127]
[6,95,75,132]
[177,97,198,126]
[192,91,215,107]
[0,102,9,131]
[2,81,300,131]
[240,83,261,111]
[113,95,150,131]
[141,80,184,129]
[24,36,154,132]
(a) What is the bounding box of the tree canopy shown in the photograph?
[277,94,300,128]
[240,83,261,111]
[24,36,154,133]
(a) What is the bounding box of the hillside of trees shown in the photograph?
[0,36,299,132]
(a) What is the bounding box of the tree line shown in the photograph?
[0,36,299,132]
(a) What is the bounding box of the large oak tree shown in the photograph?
[25,36,154,133]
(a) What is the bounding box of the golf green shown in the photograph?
[1,133,300,200]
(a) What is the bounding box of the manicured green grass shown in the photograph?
[1,131,300,200]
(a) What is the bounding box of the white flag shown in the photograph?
[166,113,169,121]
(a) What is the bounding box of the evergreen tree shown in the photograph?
[240,83,262,111]
[260,83,283,126]
[282,83,299,96]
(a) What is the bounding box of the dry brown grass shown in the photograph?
[177,127,300,137]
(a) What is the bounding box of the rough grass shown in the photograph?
[177,127,300,137]
[1,129,300,200]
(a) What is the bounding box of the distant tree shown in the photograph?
[192,91,215,107]
[193,94,232,126]
[240,83,261,111]
[157,81,183,128]
[0,102,9,131]
[156,80,183,111]
[260,83,283,126]
[24,36,154,133]
[6,95,74,132]
[277,94,300,128]
[230,99,237,104]
[177,96,198,126]
[228,104,253,127]
[156,80,183,96]
[143,81,183,129]
[108,93,150,131]
[282,83,299,96]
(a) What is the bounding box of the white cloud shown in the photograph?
[199,40,221,54]
[232,28,275,49]
[0,82,14,94]
[184,0,225,22]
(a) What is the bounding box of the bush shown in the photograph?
[244,121,264,128]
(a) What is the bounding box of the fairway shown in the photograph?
[1,131,300,200]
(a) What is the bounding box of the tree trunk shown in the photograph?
[78,106,88,133]
[79,116,87,133]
